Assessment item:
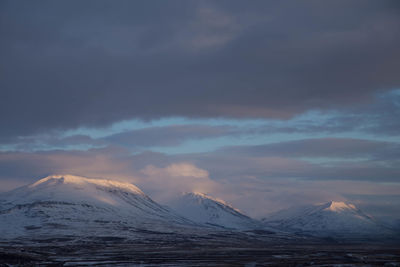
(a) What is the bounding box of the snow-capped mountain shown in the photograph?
[262,201,394,238]
[0,175,195,238]
[167,192,263,230]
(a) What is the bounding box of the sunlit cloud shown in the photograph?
[139,163,218,203]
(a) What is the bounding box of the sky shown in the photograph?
[1,0,400,220]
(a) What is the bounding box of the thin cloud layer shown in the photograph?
[104,124,235,148]
[220,138,400,160]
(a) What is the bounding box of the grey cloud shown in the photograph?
[239,89,400,137]
[304,90,400,136]
[185,153,400,183]
[0,146,134,185]
[0,124,236,150]
[219,138,400,160]
[0,134,101,151]
[1,136,399,184]
[1,1,400,138]
[104,124,235,147]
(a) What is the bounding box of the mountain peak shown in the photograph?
[324,201,356,212]
[262,201,393,238]
[0,174,193,238]
[30,174,145,196]
[169,192,263,230]
[185,192,232,207]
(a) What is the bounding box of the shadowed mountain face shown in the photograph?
[262,201,396,238]
[0,175,196,238]
[167,192,264,230]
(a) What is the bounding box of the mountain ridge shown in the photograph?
[168,192,265,230]
[262,201,395,238]
[1,175,397,240]
[0,174,197,238]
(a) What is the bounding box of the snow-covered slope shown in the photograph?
[167,192,263,230]
[0,175,194,238]
[262,201,393,238]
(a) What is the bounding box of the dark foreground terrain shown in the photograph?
[1,231,399,266]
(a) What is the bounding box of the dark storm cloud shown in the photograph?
[1,0,400,138]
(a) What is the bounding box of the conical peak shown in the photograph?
[324,201,356,212]
[183,192,241,213]
[185,192,226,204]
[185,192,212,199]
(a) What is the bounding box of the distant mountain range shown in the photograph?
[0,175,397,240]
[261,201,395,239]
